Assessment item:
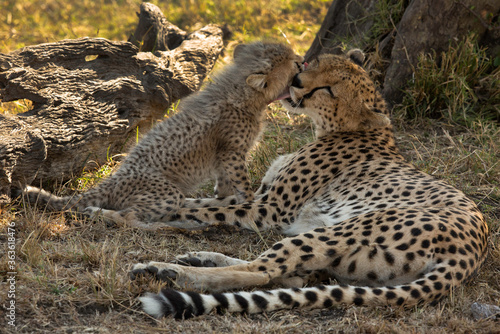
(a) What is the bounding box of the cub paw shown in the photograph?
[83,206,103,220]
[83,206,117,227]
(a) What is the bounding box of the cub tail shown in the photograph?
[20,185,83,211]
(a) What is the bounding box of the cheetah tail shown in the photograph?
[139,260,475,319]
[20,185,83,212]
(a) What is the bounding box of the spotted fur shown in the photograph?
[132,51,489,318]
[21,42,304,227]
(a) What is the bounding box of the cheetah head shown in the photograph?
[232,42,305,103]
[281,50,391,135]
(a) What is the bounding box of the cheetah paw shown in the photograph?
[172,252,218,267]
[172,251,248,267]
[129,262,182,283]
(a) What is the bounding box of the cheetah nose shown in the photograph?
[291,74,303,88]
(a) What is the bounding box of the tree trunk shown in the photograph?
[0,2,225,204]
[306,0,500,106]
[305,0,379,61]
[383,0,499,105]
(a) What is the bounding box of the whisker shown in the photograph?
[294,98,304,110]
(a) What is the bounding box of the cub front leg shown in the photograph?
[214,174,234,199]
[218,151,254,203]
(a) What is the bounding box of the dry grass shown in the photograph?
[1,110,499,333]
[1,1,499,333]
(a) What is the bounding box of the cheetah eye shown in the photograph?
[303,86,335,100]
[325,86,334,98]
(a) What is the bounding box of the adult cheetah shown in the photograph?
[21,42,304,227]
[131,50,489,319]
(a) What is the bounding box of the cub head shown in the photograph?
[281,50,390,136]
[233,42,304,102]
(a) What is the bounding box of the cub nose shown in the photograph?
[291,74,303,88]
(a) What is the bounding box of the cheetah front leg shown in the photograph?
[130,262,271,292]
[130,229,338,292]
[181,167,280,209]
[146,153,293,231]
[171,153,292,224]
[182,196,239,209]
[213,174,234,199]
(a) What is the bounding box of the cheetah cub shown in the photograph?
[22,42,304,228]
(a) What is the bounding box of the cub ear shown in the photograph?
[347,49,365,66]
[234,44,247,59]
[246,74,268,91]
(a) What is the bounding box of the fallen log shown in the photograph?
[0,2,225,204]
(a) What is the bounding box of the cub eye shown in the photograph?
[308,59,319,68]
[294,61,308,72]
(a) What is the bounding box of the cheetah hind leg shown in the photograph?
[84,179,187,229]
[84,207,199,230]
[83,201,186,230]
[254,153,293,196]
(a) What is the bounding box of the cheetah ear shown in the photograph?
[359,105,391,129]
[246,74,268,91]
[347,49,365,66]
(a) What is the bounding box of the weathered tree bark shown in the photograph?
[306,0,500,106]
[129,2,187,52]
[0,115,46,204]
[0,2,225,204]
